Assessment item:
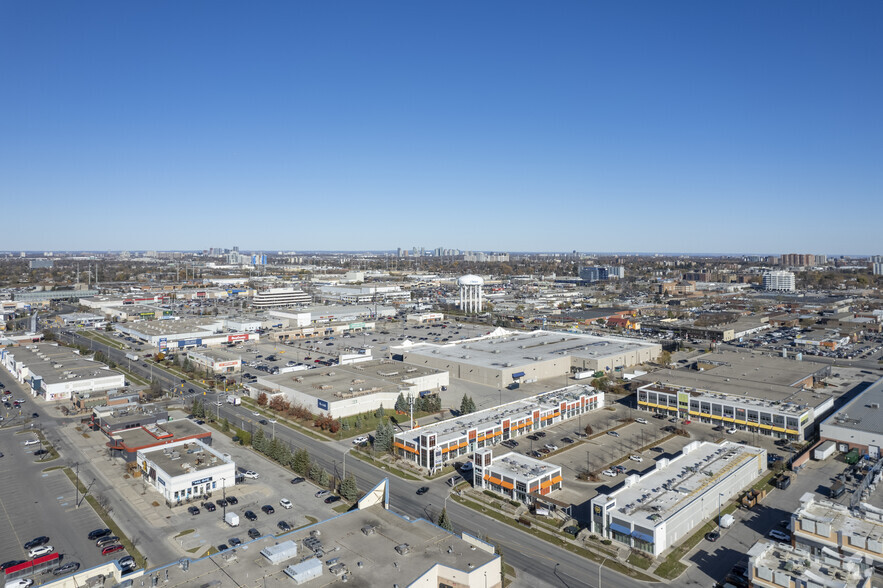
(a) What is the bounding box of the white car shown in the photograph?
[6,580,33,588]
[252,411,260,417]
[768,529,790,542]
[602,469,617,477]
[635,418,648,425]
[24,439,40,446]
[726,427,737,434]
[629,455,643,462]
[544,444,559,452]
[242,470,259,479]
[28,545,54,558]
[352,436,368,445]
[280,498,292,509]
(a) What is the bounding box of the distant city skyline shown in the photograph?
[2,2,881,253]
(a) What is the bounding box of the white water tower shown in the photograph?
[458,275,484,313]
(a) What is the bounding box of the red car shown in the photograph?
[683,420,691,425]
[101,544,125,556]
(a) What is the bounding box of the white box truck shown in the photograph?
[226,395,241,406]
[225,512,239,527]
[125,353,139,361]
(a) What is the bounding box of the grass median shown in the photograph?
[349,450,420,481]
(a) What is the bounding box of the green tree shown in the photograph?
[319,468,331,488]
[436,507,453,532]
[309,462,323,482]
[394,393,407,413]
[459,394,471,415]
[221,417,230,432]
[253,428,266,454]
[292,449,311,475]
[339,475,358,502]
[374,403,385,419]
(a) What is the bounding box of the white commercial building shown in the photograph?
[791,492,883,568]
[763,270,796,292]
[185,349,242,374]
[137,439,236,506]
[590,441,767,557]
[251,288,311,309]
[748,540,872,588]
[458,274,484,313]
[0,343,126,402]
[473,449,563,505]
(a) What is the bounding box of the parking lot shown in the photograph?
[0,428,113,575]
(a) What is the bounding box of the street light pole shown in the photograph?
[598,556,608,588]
[718,492,724,529]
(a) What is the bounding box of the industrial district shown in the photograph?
[2,249,883,588]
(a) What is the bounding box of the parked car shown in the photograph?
[88,528,111,540]
[280,498,292,509]
[216,544,229,552]
[119,556,136,570]
[607,431,620,437]
[526,435,539,441]
[28,545,54,558]
[602,470,617,477]
[535,431,547,438]
[290,477,305,485]
[23,537,50,550]
[242,471,259,479]
[768,529,790,542]
[726,427,737,434]
[277,521,292,532]
[102,545,124,556]
[228,537,242,547]
[352,436,368,444]
[629,455,643,462]
[188,506,200,516]
[247,528,261,539]
[244,510,257,521]
[202,501,216,512]
[53,562,80,576]
[561,437,575,444]
[635,418,648,424]
[96,536,119,548]
[261,505,275,515]
[226,496,239,505]
[324,495,341,504]
[315,490,330,498]
[544,444,559,451]
[216,498,228,507]
[705,531,720,542]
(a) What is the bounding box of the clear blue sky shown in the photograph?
[1,1,881,254]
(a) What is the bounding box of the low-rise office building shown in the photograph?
[748,540,872,588]
[590,441,766,557]
[791,492,883,567]
[137,439,235,506]
[819,377,883,458]
[473,449,563,505]
[250,288,311,308]
[185,348,242,374]
[394,385,603,473]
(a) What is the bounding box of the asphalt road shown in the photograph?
[53,329,659,588]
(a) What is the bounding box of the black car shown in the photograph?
[247,528,261,539]
[705,531,720,542]
[535,431,547,438]
[261,505,275,515]
[88,528,112,540]
[188,388,195,394]
[216,498,228,507]
[526,434,539,441]
[226,496,239,505]
[324,495,341,504]
[259,419,269,425]
[561,437,575,444]
[33,449,49,456]
[31,412,39,418]
[53,561,80,576]
[416,487,429,495]
[244,510,257,521]
[217,544,229,551]
[228,537,242,547]
[1,560,26,571]
[202,501,216,512]
[277,521,291,532]
[188,506,200,516]
[23,536,50,550]
[290,477,305,484]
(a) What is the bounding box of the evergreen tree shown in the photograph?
[221,417,230,432]
[292,449,311,475]
[339,475,358,502]
[319,468,331,488]
[394,393,407,413]
[354,414,363,430]
[459,394,471,415]
[375,403,385,419]
[437,508,453,532]
[374,419,390,452]
[253,428,266,454]
[467,396,476,414]
[309,462,323,482]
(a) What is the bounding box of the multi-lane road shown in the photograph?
[48,328,658,588]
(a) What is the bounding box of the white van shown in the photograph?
[24,439,40,446]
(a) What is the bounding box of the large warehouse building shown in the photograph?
[818,377,883,458]
[400,329,660,387]
[590,440,766,557]
[0,343,126,401]
[394,385,603,473]
[250,359,448,418]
